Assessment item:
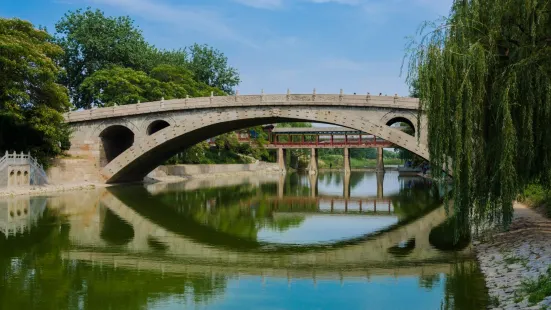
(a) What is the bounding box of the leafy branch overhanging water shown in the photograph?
[405,0,551,233]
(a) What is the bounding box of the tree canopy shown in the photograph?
[406,0,551,230]
[79,65,224,107]
[55,8,240,108]
[0,18,70,164]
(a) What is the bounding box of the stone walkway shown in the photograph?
[475,203,551,310]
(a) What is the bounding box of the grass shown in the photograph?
[520,266,551,305]
[521,183,551,217]
[489,295,500,308]
[503,255,529,267]
[318,155,403,169]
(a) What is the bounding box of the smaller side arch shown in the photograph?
[147,120,170,136]
[380,111,418,137]
[99,125,135,167]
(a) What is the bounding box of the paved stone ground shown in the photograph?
[475,202,551,310]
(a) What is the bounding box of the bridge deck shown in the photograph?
[64,93,420,123]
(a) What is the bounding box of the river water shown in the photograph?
[0,171,488,309]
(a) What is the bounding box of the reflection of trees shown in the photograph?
[284,173,311,197]
[0,208,228,309]
[155,185,306,241]
[419,274,441,289]
[390,178,443,221]
[440,261,488,310]
[348,172,366,190]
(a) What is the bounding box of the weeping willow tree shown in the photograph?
[406,0,551,232]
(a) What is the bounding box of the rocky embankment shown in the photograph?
[475,203,551,310]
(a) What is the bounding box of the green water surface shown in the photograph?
[0,171,488,309]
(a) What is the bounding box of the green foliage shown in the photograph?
[55,8,154,108]
[150,64,225,97]
[406,0,551,230]
[276,122,313,128]
[187,43,240,94]
[521,183,551,217]
[79,66,164,107]
[79,65,223,107]
[54,8,239,109]
[0,18,71,165]
[520,266,551,305]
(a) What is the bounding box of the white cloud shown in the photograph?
[88,0,259,48]
[233,0,283,9]
[305,0,452,15]
[307,0,362,5]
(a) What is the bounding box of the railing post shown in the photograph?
[260,89,264,103]
[286,89,290,102]
[312,88,316,101]
[339,89,343,102]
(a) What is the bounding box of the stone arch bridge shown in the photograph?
[65,92,427,183]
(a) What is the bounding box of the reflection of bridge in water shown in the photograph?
[0,196,47,238]
[239,196,395,214]
[57,188,466,274]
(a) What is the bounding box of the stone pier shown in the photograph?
[277,148,287,173]
[377,172,384,199]
[308,148,318,175]
[343,172,351,199]
[344,148,351,174]
[376,147,385,173]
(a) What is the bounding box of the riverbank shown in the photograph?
[0,182,105,198]
[475,202,551,309]
[0,161,283,197]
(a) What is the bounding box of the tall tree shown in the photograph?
[406,0,551,231]
[187,43,240,94]
[55,8,153,108]
[79,65,224,107]
[0,18,71,164]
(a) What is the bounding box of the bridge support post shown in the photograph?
[278,174,285,198]
[376,147,385,173]
[343,172,351,199]
[344,148,351,174]
[277,148,287,173]
[308,148,318,175]
[309,173,318,198]
[377,172,384,200]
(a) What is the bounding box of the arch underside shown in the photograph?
[101,107,429,183]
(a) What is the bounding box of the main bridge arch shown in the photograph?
[64,93,428,183]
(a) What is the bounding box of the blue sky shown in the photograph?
[1,0,452,96]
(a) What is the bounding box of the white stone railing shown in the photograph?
[64,91,421,123]
[0,151,49,185]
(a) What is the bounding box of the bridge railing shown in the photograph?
[0,151,49,187]
[64,93,420,123]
